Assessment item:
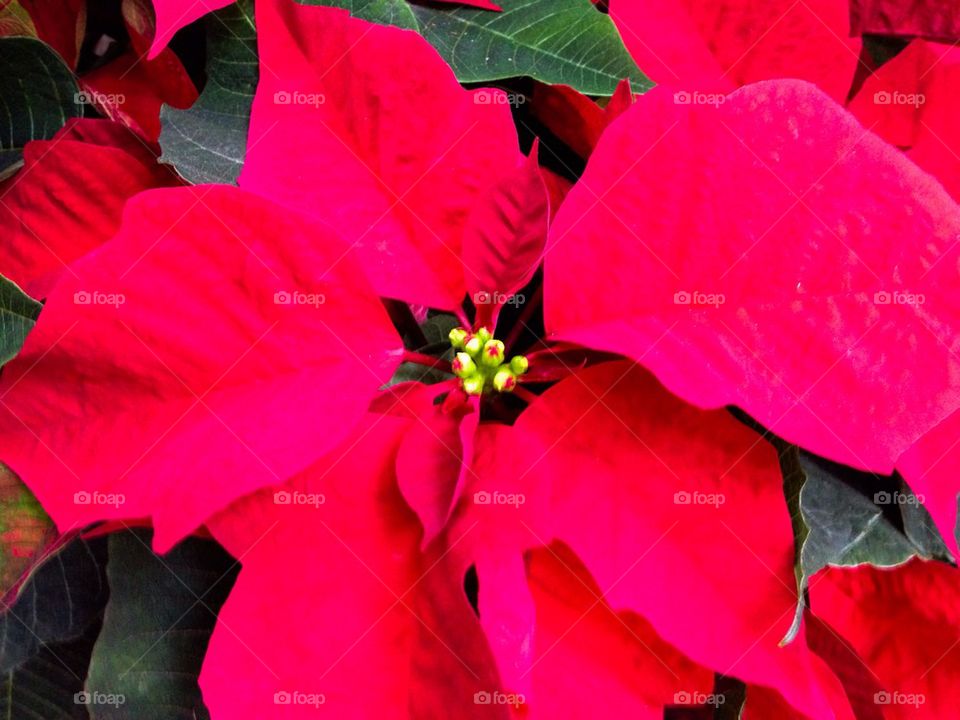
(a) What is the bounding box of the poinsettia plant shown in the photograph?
[2,0,960,717]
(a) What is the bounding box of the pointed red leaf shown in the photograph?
[241,0,521,310]
[546,80,960,472]
[0,119,179,298]
[201,413,504,718]
[0,185,401,552]
[147,0,234,58]
[505,360,852,718]
[810,560,960,718]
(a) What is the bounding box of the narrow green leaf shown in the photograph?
[409,0,650,95]
[0,274,42,368]
[159,0,258,184]
[85,530,238,720]
[0,37,81,178]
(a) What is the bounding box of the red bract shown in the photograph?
[545,79,960,473]
[239,0,521,311]
[496,361,853,718]
[810,560,960,718]
[0,119,179,297]
[850,0,960,41]
[849,40,960,201]
[81,0,198,141]
[0,185,402,552]
[610,0,860,100]
[147,0,234,57]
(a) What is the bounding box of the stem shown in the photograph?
[402,350,452,372]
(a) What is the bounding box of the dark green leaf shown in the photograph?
[782,453,929,643]
[409,0,650,95]
[159,0,258,184]
[84,530,238,720]
[0,271,42,368]
[299,0,417,28]
[0,537,108,671]
[0,617,101,720]
[0,37,80,178]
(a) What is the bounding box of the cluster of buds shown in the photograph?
[449,326,529,395]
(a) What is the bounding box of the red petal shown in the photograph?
[201,414,503,717]
[396,389,479,545]
[897,410,960,559]
[810,560,960,718]
[851,0,960,41]
[462,142,549,326]
[13,0,85,67]
[240,0,520,310]
[0,185,401,552]
[849,40,960,201]
[147,0,234,58]
[0,119,178,297]
[546,80,960,472]
[612,0,858,101]
[525,544,716,717]
[530,80,633,160]
[81,1,198,141]
[507,360,851,718]
[609,0,733,92]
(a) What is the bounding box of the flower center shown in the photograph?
[449,326,529,396]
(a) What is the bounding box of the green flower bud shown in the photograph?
[452,352,476,377]
[462,373,485,396]
[509,355,529,375]
[481,339,505,367]
[492,367,517,392]
[464,334,483,355]
[448,327,468,349]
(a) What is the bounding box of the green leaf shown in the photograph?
[299,0,417,29]
[84,530,238,720]
[782,453,934,643]
[0,464,55,597]
[0,537,108,671]
[0,618,101,720]
[0,37,80,178]
[0,275,41,367]
[409,0,650,95]
[158,0,258,184]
